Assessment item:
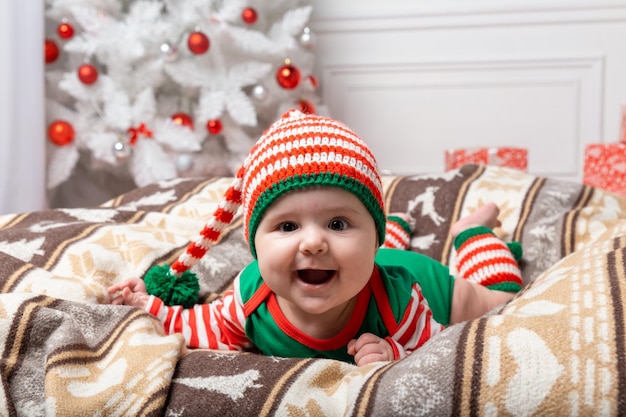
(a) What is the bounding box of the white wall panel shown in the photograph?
[322,57,602,178]
[310,0,626,182]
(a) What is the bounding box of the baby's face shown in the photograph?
[254,187,378,325]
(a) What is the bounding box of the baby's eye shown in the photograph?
[279,222,298,232]
[329,219,348,231]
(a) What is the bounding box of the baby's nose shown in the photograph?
[299,227,328,254]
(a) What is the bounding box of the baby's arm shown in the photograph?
[107,277,150,309]
[145,292,252,350]
[108,275,252,351]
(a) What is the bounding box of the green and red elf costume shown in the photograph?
[141,110,523,363]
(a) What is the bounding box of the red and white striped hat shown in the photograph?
[144,110,386,307]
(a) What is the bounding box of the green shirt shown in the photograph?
[238,248,455,362]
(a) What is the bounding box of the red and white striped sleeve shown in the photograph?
[145,278,252,351]
[387,283,445,359]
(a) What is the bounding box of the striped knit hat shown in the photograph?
[144,110,386,307]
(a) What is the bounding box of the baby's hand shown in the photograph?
[347,333,394,366]
[107,277,149,309]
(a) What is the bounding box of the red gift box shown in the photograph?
[583,143,626,196]
[445,147,528,171]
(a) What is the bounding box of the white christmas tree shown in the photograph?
[44,0,324,194]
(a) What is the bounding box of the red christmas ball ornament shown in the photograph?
[242,7,258,24]
[188,31,210,55]
[298,100,316,115]
[206,119,223,135]
[57,22,75,39]
[47,120,75,146]
[172,112,194,129]
[276,60,301,90]
[77,63,98,84]
[45,39,60,64]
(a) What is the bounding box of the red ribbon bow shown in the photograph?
[127,123,153,145]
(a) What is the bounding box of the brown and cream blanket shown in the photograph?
[1,164,625,416]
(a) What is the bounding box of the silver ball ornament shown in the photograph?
[113,140,131,160]
[251,84,268,101]
[299,27,315,48]
[160,42,178,61]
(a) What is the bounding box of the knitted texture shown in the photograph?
[144,265,200,308]
[243,110,386,256]
[454,226,523,292]
[381,215,411,250]
[144,110,386,305]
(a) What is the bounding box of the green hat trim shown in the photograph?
[247,173,385,258]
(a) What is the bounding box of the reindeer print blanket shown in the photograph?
[1,164,625,416]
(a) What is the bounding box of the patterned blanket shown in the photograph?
[1,164,625,416]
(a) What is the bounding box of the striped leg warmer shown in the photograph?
[381,215,412,250]
[454,226,523,292]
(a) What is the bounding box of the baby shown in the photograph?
[108,110,522,366]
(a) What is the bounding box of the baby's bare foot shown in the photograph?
[451,203,501,238]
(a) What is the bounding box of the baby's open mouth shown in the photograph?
[297,269,335,285]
